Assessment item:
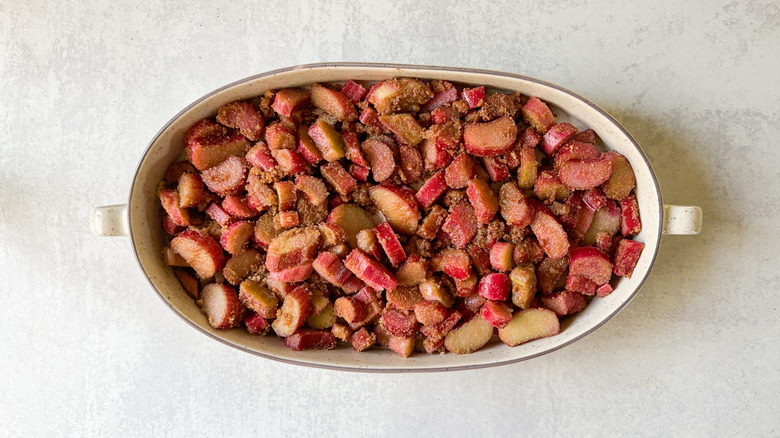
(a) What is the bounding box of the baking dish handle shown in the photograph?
[91,204,129,237]
[662,204,702,235]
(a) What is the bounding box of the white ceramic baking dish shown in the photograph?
[92,63,702,372]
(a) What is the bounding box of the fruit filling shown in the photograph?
[159,77,644,355]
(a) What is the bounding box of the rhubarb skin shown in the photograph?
[344,249,398,291]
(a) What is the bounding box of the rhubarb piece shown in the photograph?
[558,157,614,190]
[466,246,491,276]
[318,162,356,196]
[163,215,185,235]
[171,230,225,279]
[565,274,597,295]
[205,203,232,227]
[419,279,454,308]
[521,97,556,134]
[439,248,472,280]
[582,187,607,211]
[178,173,205,208]
[340,275,364,295]
[360,138,396,182]
[264,277,295,300]
[310,83,357,122]
[489,242,515,272]
[542,290,588,316]
[359,107,382,128]
[416,205,448,240]
[201,155,248,196]
[497,308,560,347]
[293,175,328,206]
[596,283,614,297]
[613,238,645,278]
[356,229,383,260]
[482,156,510,182]
[175,269,200,299]
[349,287,384,328]
[218,220,253,255]
[307,302,336,329]
[326,203,375,247]
[374,221,407,266]
[379,113,425,146]
[386,286,423,311]
[537,256,569,295]
[620,195,642,236]
[571,128,597,144]
[444,314,493,354]
[344,249,398,291]
[533,170,572,202]
[222,195,259,219]
[602,153,637,200]
[312,251,352,286]
[350,327,376,352]
[333,296,367,324]
[517,146,538,190]
[583,201,621,244]
[426,119,462,150]
[163,246,188,267]
[414,300,447,326]
[367,78,433,114]
[331,322,352,342]
[421,309,462,340]
[529,200,570,259]
[199,283,241,329]
[380,307,419,338]
[553,140,600,169]
[454,274,478,297]
[285,329,337,351]
[217,101,264,141]
[415,171,448,209]
[510,264,537,309]
[239,279,278,319]
[317,223,347,246]
[271,149,309,175]
[594,231,615,255]
[296,125,324,164]
[265,226,322,272]
[445,153,477,189]
[368,184,420,236]
[268,263,313,282]
[244,312,270,335]
[498,182,533,228]
[222,249,262,285]
[245,143,278,171]
[441,204,478,249]
[398,146,423,184]
[540,122,578,155]
[478,273,510,301]
[184,119,227,150]
[461,86,486,108]
[420,138,453,170]
[253,213,279,249]
[513,237,545,264]
[349,164,370,182]
[480,300,513,329]
[271,88,310,117]
[422,86,458,112]
[431,105,459,124]
[388,336,416,358]
[395,255,428,286]
[308,119,346,162]
[463,115,518,156]
[328,243,351,259]
[273,181,296,211]
[188,133,249,171]
[466,178,499,224]
[271,286,312,337]
[159,189,190,226]
[341,80,368,103]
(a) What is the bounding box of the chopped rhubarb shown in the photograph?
[222,249,262,285]
[513,237,545,264]
[521,97,555,134]
[380,307,419,338]
[463,115,518,156]
[205,202,232,226]
[388,336,416,358]
[184,119,227,149]
[166,160,198,184]
[360,138,396,182]
[344,249,398,291]
[239,279,278,319]
[333,296,367,324]
[466,178,499,224]
[415,171,448,209]
[374,221,407,267]
[565,274,597,296]
[482,156,510,182]
[310,83,357,122]
[201,155,248,196]
[171,230,225,279]
[536,256,569,295]
[178,173,205,208]
[188,132,249,171]
[441,204,478,249]
[271,88,310,118]
[265,226,322,273]
[369,184,420,236]
[498,308,560,347]
[569,246,613,285]
[273,180,296,211]
[326,203,375,248]
[386,286,423,311]
[163,246,188,267]
[431,105,460,125]
[220,220,255,255]
[540,122,578,155]
[220,195,256,219]
[553,140,600,169]
[583,200,621,244]
[217,101,264,141]
[603,153,637,200]
[517,146,538,190]
[445,153,477,189]
[414,300,448,326]
[398,146,423,184]
[478,273,511,301]
[613,238,645,278]
[367,78,433,114]
[308,119,346,162]
[461,86,486,108]
[359,107,382,128]
[356,229,383,260]
[421,138,453,170]
[200,283,241,329]
[490,242,515,272]
[421,86,458,112]
[558,156,614,190]
[320,161,357,196]
[159,189,190,226]
[498,182,533,228]
[350,327,376,352]
[533,170,571,202]
[293,175,328,206]
[285,329,337,351]
[296,125,324,164]
[379,113,425,146]
[276,211,299,229]
[245,143,278,171]
[268,263,314,283]
[529,200,570,259]
[175,269,200,299]
[510,263,537,309]
[480,300,513,328]
[341,80,368,103]
[437,248,472,281]
[454,274,478,297]
[416,204,448,241]
[444,314,493,354]
[620,195,642,236]
[541,290,587,316]
[395,255,428,286]
[272,148,309,175]
[418,279,454,308]
[582,187,608,211]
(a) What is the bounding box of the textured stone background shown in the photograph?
[1,1,778,436]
